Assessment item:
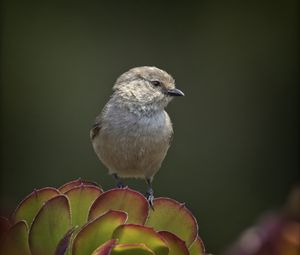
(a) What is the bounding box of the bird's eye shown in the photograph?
[151,80,161,86]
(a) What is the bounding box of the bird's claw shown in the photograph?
[146,190,155,210]
[112,174,126,188]
[116,181,126,188]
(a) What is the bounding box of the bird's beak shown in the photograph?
[167,88,185,97]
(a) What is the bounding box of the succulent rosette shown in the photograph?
[0,179,206,255]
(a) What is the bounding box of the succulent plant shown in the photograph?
[0,179,206,255]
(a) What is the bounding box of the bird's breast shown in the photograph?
[104,109,172,139]
[92,109,173,178]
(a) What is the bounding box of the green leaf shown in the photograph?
[59,179,101,193]
[29,195,71,255]
[0,220,30,255]
[89,188,149,224]
[55,227,77,255]
[12,187,60,226]
[159,231,189,255]
[112,224,169,255]
[65,185,102,227]
[91,239,117,255]
[63,226,81,255]
[72,210,127,255]
[145,198,198,246]
[189,236,205,255]
[111,244,155,255]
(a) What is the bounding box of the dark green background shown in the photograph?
[1,0,299,253]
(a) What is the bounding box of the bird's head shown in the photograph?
[112,66,184,113]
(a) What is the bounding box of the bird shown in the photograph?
[90,66,184,207]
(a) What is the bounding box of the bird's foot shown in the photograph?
[146,188,155,210]
[112,174,126,188]
[116,181,126,189]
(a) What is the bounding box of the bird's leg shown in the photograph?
[112,173,125,188]
[145,178,154,210]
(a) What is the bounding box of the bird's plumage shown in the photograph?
[90,66,184,201]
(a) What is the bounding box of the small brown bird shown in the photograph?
[90,66,184,206]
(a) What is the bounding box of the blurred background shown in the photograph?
[1,0,299,253]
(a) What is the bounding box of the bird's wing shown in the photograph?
[90,117,102,140]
